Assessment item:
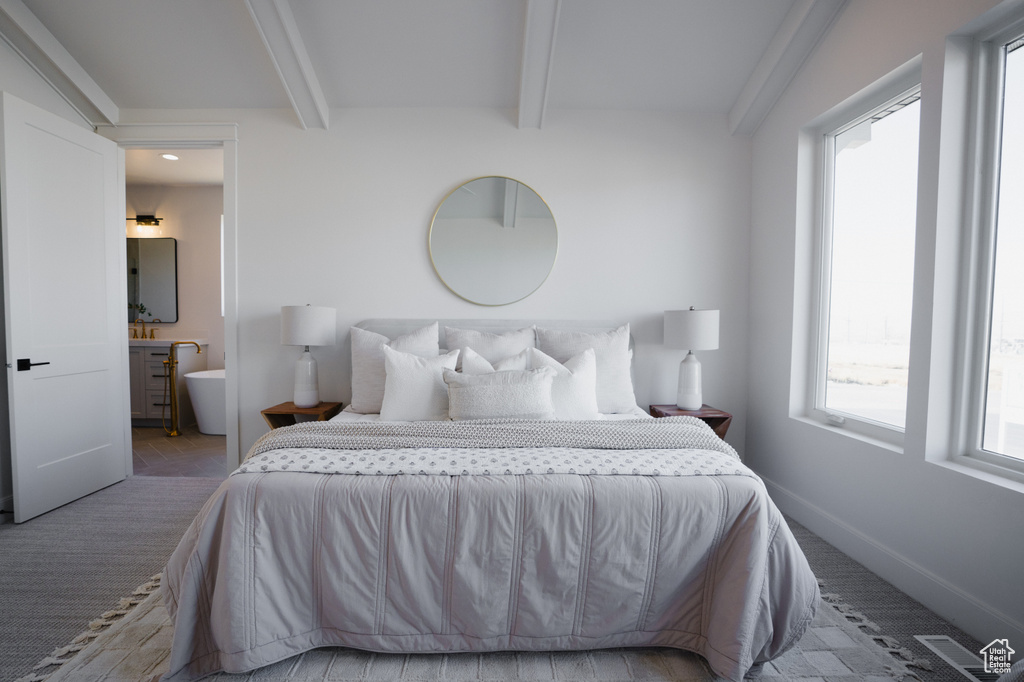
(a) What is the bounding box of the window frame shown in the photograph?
[808,77,923,445]
[958,21,1024,479]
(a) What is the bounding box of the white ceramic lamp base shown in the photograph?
[293,349,320,408]
[676,351,703,410]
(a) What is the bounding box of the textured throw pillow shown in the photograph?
[443,368,555,421]
[528,348,600,420]
[444,326,535,368]
[350,323,439,414]
[460,347,529,375]
[379,347,459,421]
[535,325,636,413]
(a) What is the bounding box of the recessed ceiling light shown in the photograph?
[161,153,179,161]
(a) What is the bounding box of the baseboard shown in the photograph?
[761,475,1024,646]
[0,493,12,514]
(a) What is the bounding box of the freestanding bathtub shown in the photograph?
[185,369,226,435]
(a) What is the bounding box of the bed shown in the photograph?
[160,320,818,682]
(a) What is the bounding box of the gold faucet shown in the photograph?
[163,341,203,437]
[149,319,162,339]
[133,318,146,339]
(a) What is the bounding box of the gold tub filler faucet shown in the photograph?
[162,341,203,437]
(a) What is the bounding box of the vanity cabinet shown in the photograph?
[129,343,207,425]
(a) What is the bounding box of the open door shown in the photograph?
[1,92,129,523]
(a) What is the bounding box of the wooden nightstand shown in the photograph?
[649,404,732,439]
[261,401,343,429]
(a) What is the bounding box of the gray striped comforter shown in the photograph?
[161,419,818,681]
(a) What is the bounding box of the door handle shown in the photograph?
[17,358,50,371]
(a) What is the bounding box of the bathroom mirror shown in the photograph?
[429,177,557,306]
[127,237,178,322]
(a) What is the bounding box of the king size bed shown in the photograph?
[160,320,818,681]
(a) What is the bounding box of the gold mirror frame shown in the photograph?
[428,177,557,306]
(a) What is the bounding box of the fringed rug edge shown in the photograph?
[818,578,934,681]
[15,573,163,682]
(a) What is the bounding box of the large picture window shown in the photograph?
[977,37,1024,466]
[816,89,921,433]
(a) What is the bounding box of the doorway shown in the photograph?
[125,147,226,477]
[99,122,241,473]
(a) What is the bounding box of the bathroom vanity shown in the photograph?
[128,339,207,426]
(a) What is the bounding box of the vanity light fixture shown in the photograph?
[281,305,337,408]
[664,307,719,410]
[128,214,162,226]
[161,153,179,161]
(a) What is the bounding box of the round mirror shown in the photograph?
[429,177,557,306]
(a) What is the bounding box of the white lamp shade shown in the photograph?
[281,305,337,347]
[664,309,719,351]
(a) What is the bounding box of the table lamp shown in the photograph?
[664,307,719,410]
[281,305,336,408]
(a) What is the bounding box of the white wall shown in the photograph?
[120,106,752,460]
[126,184,225,366]
[748,0,1023,645]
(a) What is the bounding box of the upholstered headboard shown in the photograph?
[352,319,634,351]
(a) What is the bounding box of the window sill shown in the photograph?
[792,414,905,454]
[934,455,1024,494]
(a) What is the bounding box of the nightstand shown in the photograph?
[649,404,732,439]
[261,401,343,429]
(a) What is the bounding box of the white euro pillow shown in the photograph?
[528,348,600,420]
[444,326,535,368]
[535,324,636,413]
[443,368,555,421]
[379,346,459,421]
[460,346,598,420]
[350,323,439,414]
[460,347,529,375]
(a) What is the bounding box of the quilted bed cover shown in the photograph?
[161,418,818,681]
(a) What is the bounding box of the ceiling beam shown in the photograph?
[245,0,329,130]
[728,0,847,136]
[0,0,118,126]
[517,0,561,129]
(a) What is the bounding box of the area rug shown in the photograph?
[18,577,927,682]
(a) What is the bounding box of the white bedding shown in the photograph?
[237,416,742,478]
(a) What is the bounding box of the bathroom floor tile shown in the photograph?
[132,425,227,479]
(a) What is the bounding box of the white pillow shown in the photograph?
[535,325,636,413]
[528,348,600,420]
[379,347,459,421]
[443,368,555,421]
[444,326,535,368]
[350,323,439,414]
[460,347,529,375]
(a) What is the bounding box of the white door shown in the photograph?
[1,92,129,523]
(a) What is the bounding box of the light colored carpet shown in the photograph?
[20,574,919,682]
[0,476,225,682]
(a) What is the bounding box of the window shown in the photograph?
[815,88,921,434]
[972,35,1024,469]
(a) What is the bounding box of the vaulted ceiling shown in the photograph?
[4,0,846,139]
